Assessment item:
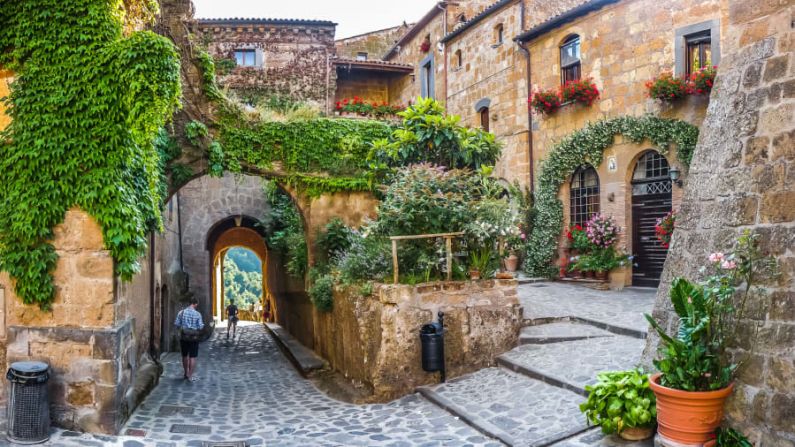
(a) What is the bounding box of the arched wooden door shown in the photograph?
[631,151,672,287]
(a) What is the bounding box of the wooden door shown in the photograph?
[631,151,672,287]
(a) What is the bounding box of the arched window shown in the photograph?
[570,166,599,226]
[455,49,463,68]
[479,107,490,132]
[494,24,504,44]
[632,151,671,195]
[560,34,581,85]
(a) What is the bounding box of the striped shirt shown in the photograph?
[175,307,204,331]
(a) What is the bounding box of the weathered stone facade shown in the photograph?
[313,280,522,401]
[196,18,337,108]
[643,1,795,443]
[335,24,411,60]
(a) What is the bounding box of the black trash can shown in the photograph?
[6,361,50,444]
[420,321,444,372]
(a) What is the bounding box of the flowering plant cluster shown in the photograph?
[561,78,601,106]
[689,66,716,94]
[420,39,431,53]
[530,89,562,114]
[585,213,620,248]
[335,97,403,118]
[645,66,718,101]
[566,224,593,251]
[655,210,676,248]
[645,231,778,391]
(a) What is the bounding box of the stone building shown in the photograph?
[335,24,412,60]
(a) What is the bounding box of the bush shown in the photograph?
[335,232,392,284]
[261,181,307,278]
[316,218,354,262]
[308,273,334,312]
[580,369,656,435]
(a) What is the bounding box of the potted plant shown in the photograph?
[503,231,523,272]
[645,231,776,445]
[567,224,594,254]
[655,210,676,248]
[591,247,631,281]
[571,254,595,278]
[645,73,688,101]
[468,247,495,280]
[530,89,562,115]
[580,369,657,440]
[560,78,600,106]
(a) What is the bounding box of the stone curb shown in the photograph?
[495,355,588,398]
[522,316,647,340]
[518,334,612,345]
[264,322,325,376]
[415,386,514,446]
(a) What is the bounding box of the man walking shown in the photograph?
[175,297,204,382]
[226,299,239,340]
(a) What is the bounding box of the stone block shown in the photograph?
[759,103,794,134]
[763,54,789,82]
[743,62,764,88]
[67,381,95,406]
[743,136,769,164]
[52,210,106,251]
[760,191,795,223]
[771,129,795,161]
[75,252,114,279]
[768,357,795,393]
[770,393,795,432]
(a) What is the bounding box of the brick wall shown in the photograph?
[643,1,795,443]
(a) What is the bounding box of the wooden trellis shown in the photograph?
[389,232,466,284]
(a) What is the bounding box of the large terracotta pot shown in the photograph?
[649,373,734,444]
[595,271,608,281]
[503,254,519,272]
[584,271,595,279]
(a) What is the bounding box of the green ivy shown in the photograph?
[524,115,698,276]
[196,48,222,101]
[0,0,181,308]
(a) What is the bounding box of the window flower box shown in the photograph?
[560,78,600,106]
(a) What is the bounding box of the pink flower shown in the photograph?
[520,233,526,240]
[708,252,725,263]
[721,260,737,270]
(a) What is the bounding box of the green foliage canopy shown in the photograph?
[0,0,181,307]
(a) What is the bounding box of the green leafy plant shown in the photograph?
[645,73,689,101]
[523,115,699,277]
[689,66,717,95]
[567,224,594,252]
[185,120,209,146]
[0,0,182,308]
[530,89,562,114]
[561,78,600,106]
[645,231,778,391]
[468,248,497,278]
[715,427,753,447]
[214,57,237,76]
[580,369,657,435]
[308,273,334,312]
[316,218,354,262]
[260,181,307,278]
[334,232,392,285]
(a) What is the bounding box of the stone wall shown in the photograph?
[642,1,795,444]
[197,20,336,107]
[312,280,522,401]
[334,70,393,104]
[386,11,447,106]
[0,210,147,433]
[335,24,411,60]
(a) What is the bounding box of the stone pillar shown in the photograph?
[0,210,134,433]
[642,2,795,444]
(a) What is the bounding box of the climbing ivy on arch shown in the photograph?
[0,0,182,308]
[523,115,699,276]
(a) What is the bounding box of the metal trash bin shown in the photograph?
[420,311,446,382]
[6,361,50,444]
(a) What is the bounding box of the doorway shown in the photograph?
[631,151,672,287]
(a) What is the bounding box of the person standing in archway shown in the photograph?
[175,297,204,382]
[226,299,239,340]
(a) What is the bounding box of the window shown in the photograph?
[685,31,711,78]
[454,49,463,69]
[560,35,581,85]
[356,52,368,61]
[234,49,256,67]
[570,166,600,226]
[456,13,466,24]
[494,24,504,45]
[479,107,490,132]
[632,151,672,196]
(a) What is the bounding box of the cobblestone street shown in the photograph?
[31,282,656,447]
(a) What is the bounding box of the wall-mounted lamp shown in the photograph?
[669,167,683,187]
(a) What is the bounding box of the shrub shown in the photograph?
[645,73,688,101]
[309,273,334,312]
[580,369,656,435]
[316,218,354,262]
[561,78,600,106]
[566,224,594,251]
[261,181,307,278]
[335,232,392,284]
[530,89,562,114]
[689,66,717,95]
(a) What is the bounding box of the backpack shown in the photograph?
[177,310,203,342]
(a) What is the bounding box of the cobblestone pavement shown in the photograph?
[519,321,613,344]
[518,283,656,334]
[117,323,500,447]
[501,336,646,389]
[421,368,588,446]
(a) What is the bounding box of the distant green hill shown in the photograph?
[223,248,262,309]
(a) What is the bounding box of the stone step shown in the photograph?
[498,336,646,395]
[264,322,325,375]
[548,427,654,446]
[418,368,591,447]
[519,322,614,344]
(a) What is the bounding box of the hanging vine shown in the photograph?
[524,115,699,276]
[0,0,182,308]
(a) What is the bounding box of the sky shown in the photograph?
[192,0,437,39]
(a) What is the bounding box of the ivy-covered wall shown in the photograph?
[0,0,182,308]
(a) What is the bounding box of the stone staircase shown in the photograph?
[418,318,653,447]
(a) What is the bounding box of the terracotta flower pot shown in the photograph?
[569,269,582,279]
[620,426,655,441]
[469,270,480,280]
[595,271,608,281]
[584,271,595,279]
[503,254,519,272]
[649,373,734,445]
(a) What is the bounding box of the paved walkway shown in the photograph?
[27,282,656,446]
